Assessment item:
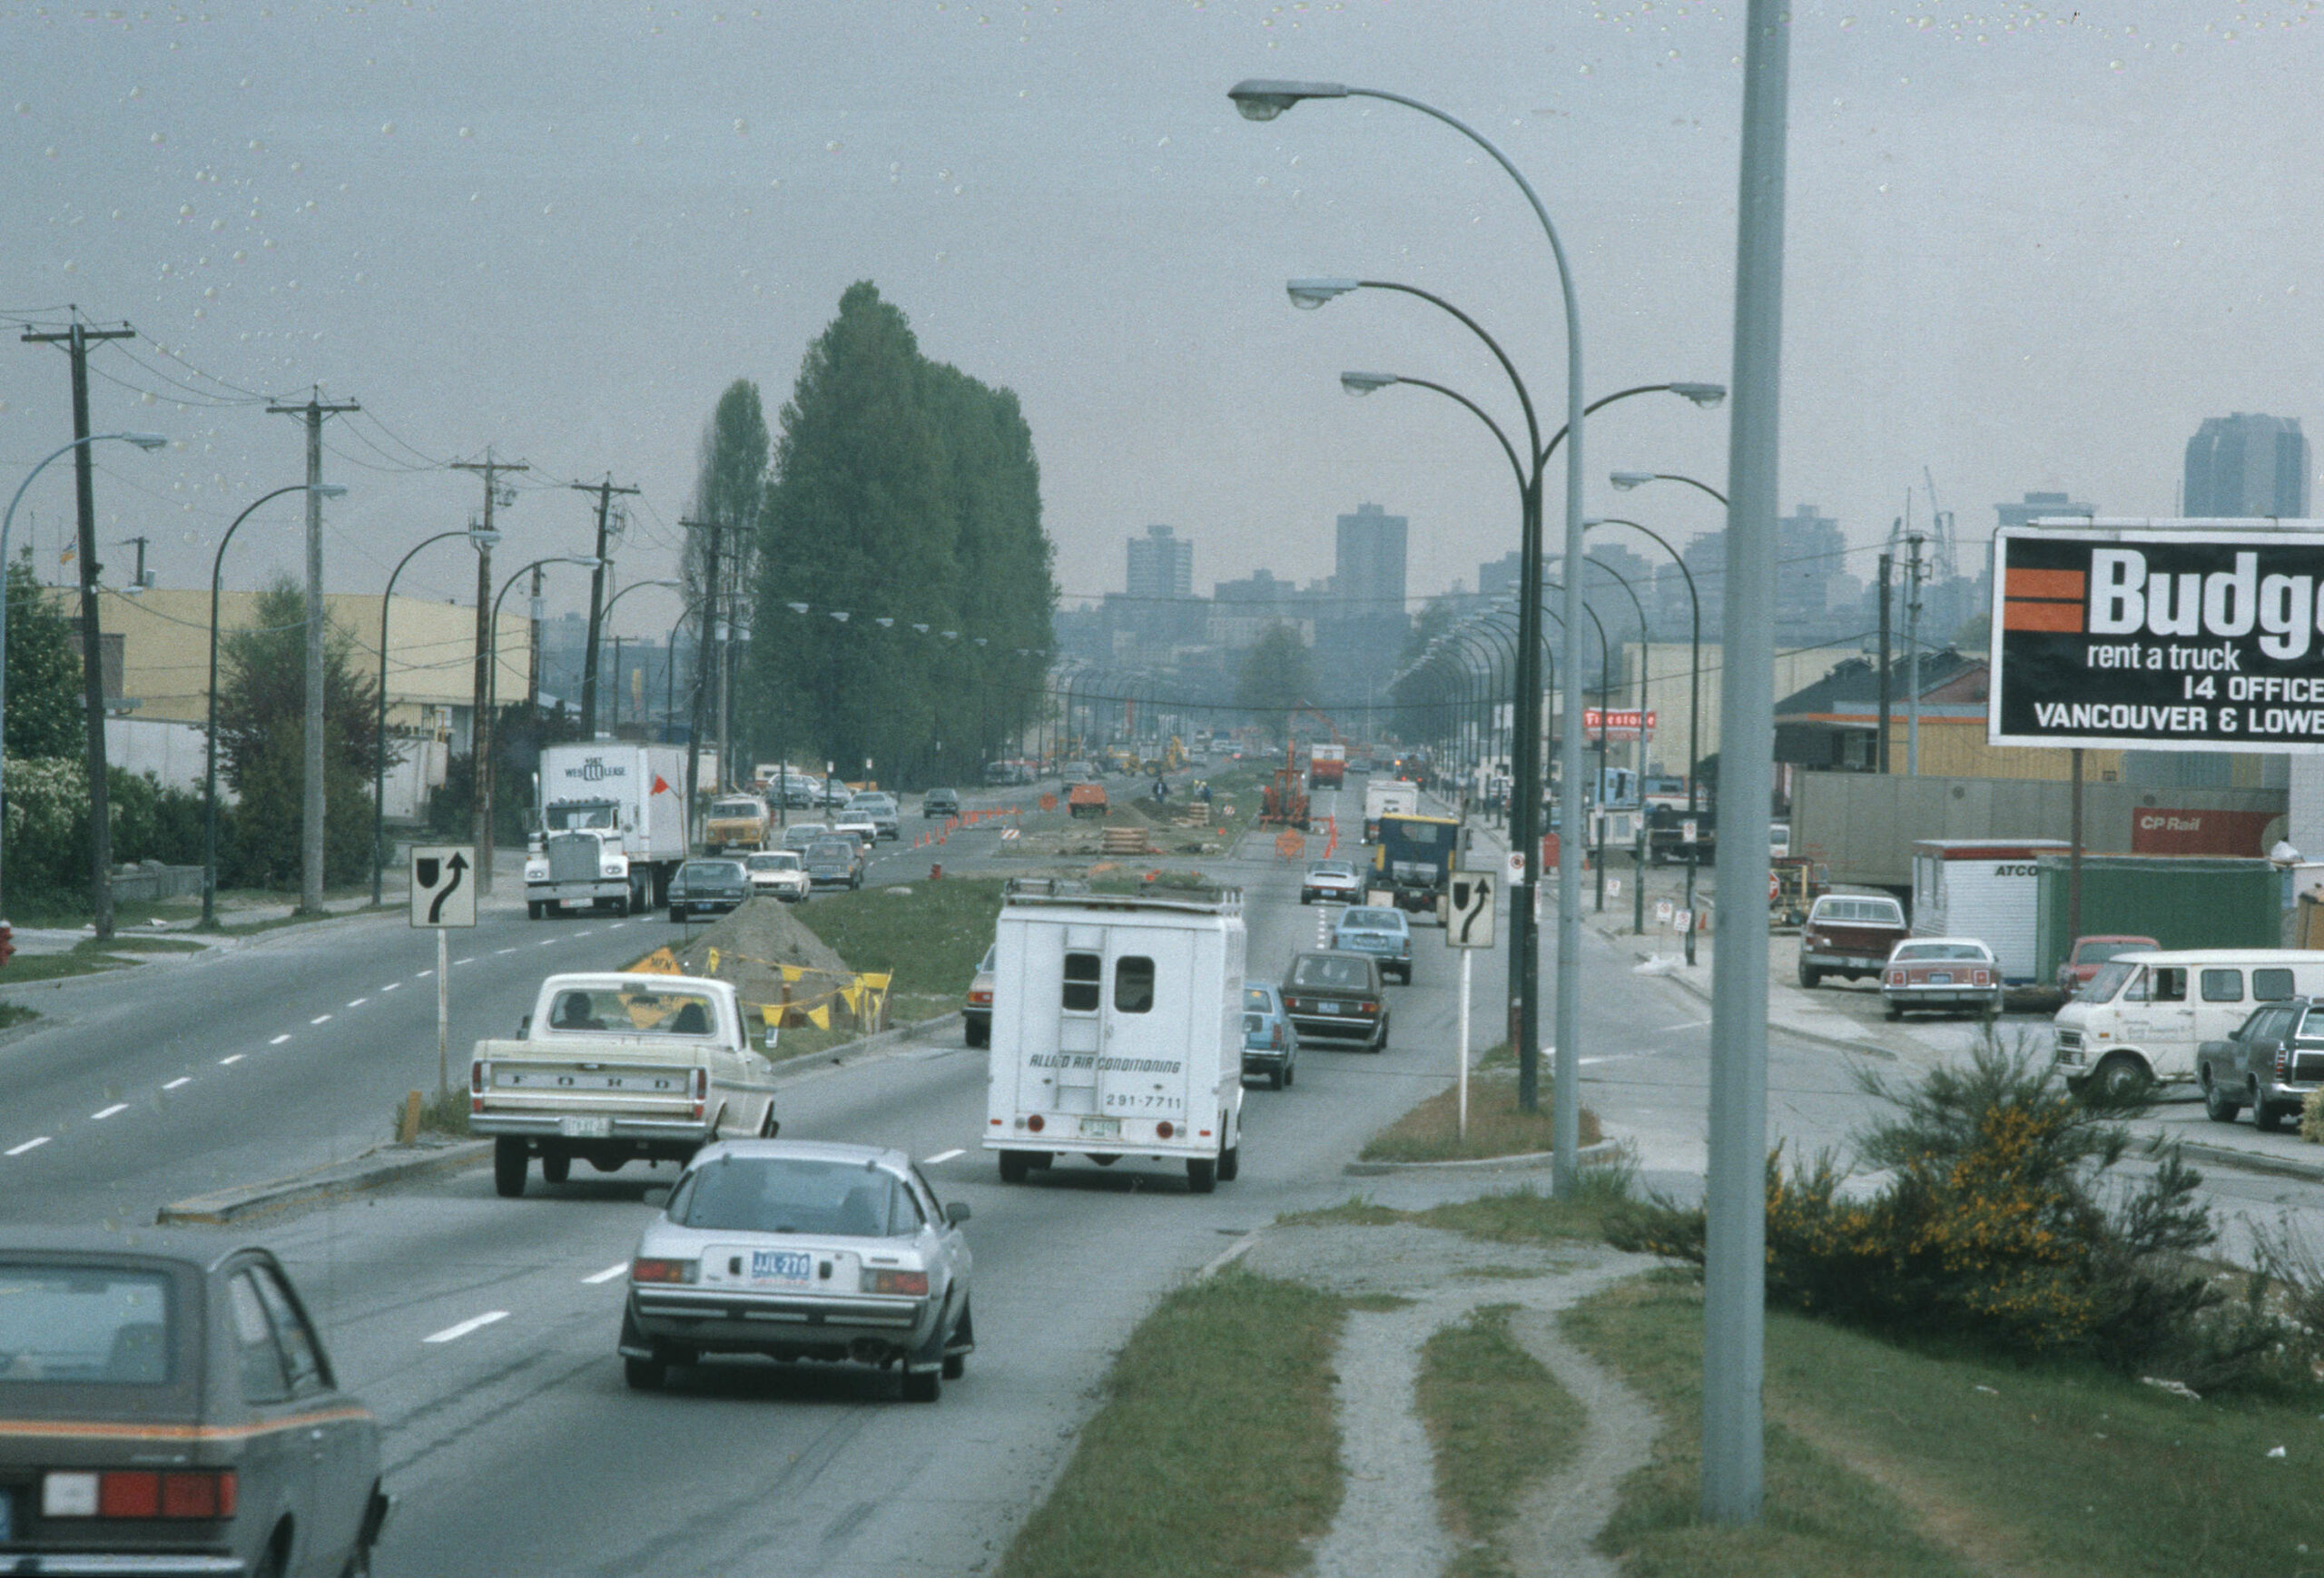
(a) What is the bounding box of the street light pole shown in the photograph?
[0,430,166,921]
[1591,516,1703,955]
[202,482,347,929]
[371,525,493,910]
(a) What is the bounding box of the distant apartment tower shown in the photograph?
[2184,413,2309,517]
[1334,502,1408,615]
[1126,524,1193,601]
[1994,489,2096,531]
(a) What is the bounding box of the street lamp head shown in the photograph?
[787,601,811,614]
[1669,382,1728,408]
[1608,473,1653,491]
[972,636,988,647]
[911,623,931,635]
[467,524,501,549]
[829,610,851,623]
[647,578,684,590]
[1227,78,1348,121]
[1286,277,1360,311]
[123,433,170,450]
[1340,370,1400,396]
[941,630,959,640]
[874,616,895,628]
[310,483,349,499]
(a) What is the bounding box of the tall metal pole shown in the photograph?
[573,477,638,740]
[452,453,527,898]
[1703,0,1789,1525]
[372,530,471,909]
[1905,532,1925,774]
[266,392,359,917]
[1876,548,1893,773]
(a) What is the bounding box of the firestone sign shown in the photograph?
[1990,523,2324,753]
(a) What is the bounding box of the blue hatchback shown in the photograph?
[1332,906,1413,984]
[1241,981,1298,1090]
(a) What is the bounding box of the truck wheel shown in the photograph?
[1186,1157,1217,1194]
[901,1366,941,1404]
[624,1356,666,1391]
[2090,1053,2150,1104]
[539,1149,571,1185]
[668,907,684,924]
[965,1020,989,1049]
[1797,962,1821,989]
[493,1137,527,1198]
[998,1151,1029,1184]
[527,902,545,921]
[2253,1083,2288,1132]
[1218,1143,1240,1182]
[2201,1069,2241,1124]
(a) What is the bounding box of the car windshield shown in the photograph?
[547,986,720,1037]
[1309,864,1352,879]
[808,841,853,863]
[1291,955,1371,990]
[676,1158,912,1238]
[1895,942,1987,962]
[0,1266,174,1385]
[1341,908,1403,931]
[1813,898,1904,925]
[712,799,761,818]
[2082,959,2140,1003]
[545,803,617,831]
[977,944,996,973]
[747,853,800,872]
[1244,985,1274,1011]
[680,862,743,883]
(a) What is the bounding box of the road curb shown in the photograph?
[157,1139,494,1226]
[1610,943,1904,1062]
[2173,1138,2324,1186]
[1344,1138,1625,1178]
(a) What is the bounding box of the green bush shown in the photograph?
[3,756,214,907]
[1607,1037,2297,1390]
[2301,1086,2323,1144]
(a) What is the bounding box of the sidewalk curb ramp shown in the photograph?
[1345,1137,1625,1178]
[155,1011,969,1227]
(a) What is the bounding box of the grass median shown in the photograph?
[1419,1303,1586,1578]
[1360,1063,1602,1165]
[790,875,1003,998]
[1563,1271,2324,1577]
[999,1269,1344,1578]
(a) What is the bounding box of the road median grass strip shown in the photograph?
[1360,1069,1602,1163]
[999,1268,1343,1578]
[1418,1303,1586,1578]
[1562,1271,2324,1578]
[791,875,1003,998]
[1278,1171,1642,1246]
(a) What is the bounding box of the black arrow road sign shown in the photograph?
[428,852,468,925]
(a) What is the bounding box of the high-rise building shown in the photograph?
[1994,490,2096,531]
[1776,505,1846,628]
[2184,413,2309,517]
[1334,502,1408,616]
[1126,524,1193,601]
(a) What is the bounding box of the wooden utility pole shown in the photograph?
[679,518,721,827]
[22,315,135,939]
[450,453,527,896]
[571,477,639,739]
[266,390,359,915]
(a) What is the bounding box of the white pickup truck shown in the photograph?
[469,972,780,1198]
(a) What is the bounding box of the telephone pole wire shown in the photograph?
[572,476,639,739]
[23,312,137,940]
[451,453,527,895]
[267,390,359,916]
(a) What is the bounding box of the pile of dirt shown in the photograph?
[668,898,852,1010]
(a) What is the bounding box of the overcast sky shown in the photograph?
[4,2,2319,642]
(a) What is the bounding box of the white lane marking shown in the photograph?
[455,958,477,967]
[91,1104,128,1121]
[921,1149,964,1165]
[5,1137,51,1157]
[609,922,626,930]
[575,930,595,938]
[584,1263,629,1285]
[422,1310,510,1345]
[162,1078,192,1090]
[310,1015,331,1026]
[418,970,435,979]
[346,998,368,1008]
[219,1054,244,1066]
[494,948,517,956]
[270,1034,291,1045]
[380,982,401,992]
[538,939,557,947]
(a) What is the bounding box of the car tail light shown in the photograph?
[43,1471,235,1520]
[969,990,992,1006]
[2276,1046,2289,1080]
[1975,971,1991,985]
[1157,1120,1174,1139]
[1361,1001,1379,1015]
[631,1257,698,1284]
[1887,971,1904,985]
[689,1065,707,1121]
[470,1059,487,1113]
[1027,1113,1045,1133]
[1271,1025,1285,1049]
[862,1267,929,1296]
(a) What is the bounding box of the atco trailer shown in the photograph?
[983,878,1246,1194]
[1909,838,2072,984]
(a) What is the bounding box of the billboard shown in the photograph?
[1991,523,2324,753]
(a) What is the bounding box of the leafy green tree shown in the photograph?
[1236,624,1315,735]
[212,578,385,889]
[683,380,771,777]
[5,557,84,760]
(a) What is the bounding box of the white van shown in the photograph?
[984,878,1247,1194]
[2051,949,2324,1097]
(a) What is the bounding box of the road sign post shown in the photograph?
[411,845,478,1098]
[1447,873,1498,1142]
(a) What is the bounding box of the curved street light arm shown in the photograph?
[1354,373,1527,497]
[1353,281,1541,463]
[1539,383,1726,471]
[365,528,480,908]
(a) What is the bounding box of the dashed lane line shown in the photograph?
[270,1035,291,1045]
[380,982,401,992]
[423,1311,510,1345]
[162,1078,192,1091]
[310,1015,332,1026]
[455,958,477,967]
[583,1263,628,1285]
[418,970,435,979]
[494,948,517,956]
[219,1055,244,1066]
[346,998,368,1008]
[90,1104,128,1121]
[5,1138,50,1157]
[921,1149,964,1165]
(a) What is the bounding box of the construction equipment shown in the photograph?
[1260,740,1311,830]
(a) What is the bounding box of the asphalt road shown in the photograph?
[8,768,2317,1573]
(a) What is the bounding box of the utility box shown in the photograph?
[1910,839,2072,983]
[2034,854,2281,983]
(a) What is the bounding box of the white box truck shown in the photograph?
[1909,838,2072,983]
[525,743,692,918]
[983,878,1247,1193]
[1364,778,1420,843]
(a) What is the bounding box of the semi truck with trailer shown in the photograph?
[525,743,692,918]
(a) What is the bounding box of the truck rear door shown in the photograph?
[1092,928,1192,1132]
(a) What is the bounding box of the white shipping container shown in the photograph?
[1910,838,2072,983]
[985,879,1246,1193]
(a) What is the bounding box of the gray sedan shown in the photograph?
[619,1140,974,1401]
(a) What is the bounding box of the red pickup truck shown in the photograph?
[1067,782,1109,818]
[1797,893,1910,988]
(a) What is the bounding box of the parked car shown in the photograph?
[846,792,901,841]
[782,822,831,853]
[1300,861,1363,905]
[2196,997,2324,1130]
[832,810,881,846]
[804,839,863,891]
[818,780,854,808]
[965,943,995,1049]
[1060,760,1098,784]
[744,849,812,902]
[1880,937,2002,1021]
[1797,893,1910,987]
[924,787,961,819]
[1332,905,1413,984]
[618,1139,974,1402]
[667,858,750,922]
[1242,981,1298,1089]
[2056,934,2160,998]
[1279,951,1390,1051]
[0,1235,389,1576]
